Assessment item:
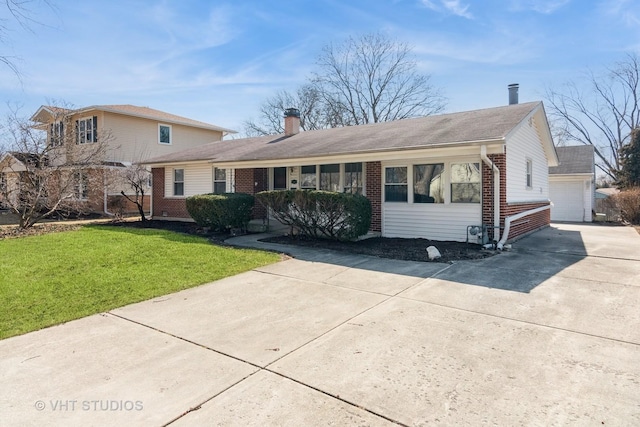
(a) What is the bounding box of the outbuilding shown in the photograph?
[548,145,595,222]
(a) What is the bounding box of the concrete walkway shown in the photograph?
[1,223,639,426]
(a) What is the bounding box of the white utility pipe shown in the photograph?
[497,205,550,250]
[480,146,500,242]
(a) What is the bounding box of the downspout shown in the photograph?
[480,146,500,242]
[497,205,550,250]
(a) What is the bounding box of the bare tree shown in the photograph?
[244,32,446,136]
[0,103,110,228]
[244,84,329,136]
[1,0,54,79]
[117,163,150,221]
[546,53,640,180]
[312,32,446,126]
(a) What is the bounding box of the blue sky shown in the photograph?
[1,0,639,136]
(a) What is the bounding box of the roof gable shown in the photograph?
[30,104,236,134]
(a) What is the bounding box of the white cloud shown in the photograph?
[420,0,473,19]
[600,0,640,26]
[508,0,571,14]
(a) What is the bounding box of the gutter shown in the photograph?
[497,204,550,250]
[480,145,500,242]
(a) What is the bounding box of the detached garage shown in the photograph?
[549,146,595,222]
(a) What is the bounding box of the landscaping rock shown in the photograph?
[426,246,441,260]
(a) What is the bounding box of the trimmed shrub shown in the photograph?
[186,193,255,230]
[612,187,640,225]
[256,190,371,241]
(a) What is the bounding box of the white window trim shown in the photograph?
[384,165,409,203]
[213,167,227,194]
[77,116,97,145]
[526,158,533,189]
[159,124,172,145]
[173,168,184,197]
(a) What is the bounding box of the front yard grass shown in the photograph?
[0,226,280,339]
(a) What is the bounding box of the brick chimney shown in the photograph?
[284,108,300,136]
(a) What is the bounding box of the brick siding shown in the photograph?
[151,167,190,219]
[366,161,382,232]
[481,151,550,242]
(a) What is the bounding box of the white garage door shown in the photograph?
[550,181,584,222]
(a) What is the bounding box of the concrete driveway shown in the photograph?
[1,223,639,426]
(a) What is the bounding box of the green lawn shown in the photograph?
[0,226,279,339]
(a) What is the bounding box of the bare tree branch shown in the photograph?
[244,32,447,136]
[546,53,640,180]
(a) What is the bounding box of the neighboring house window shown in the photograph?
[344,162,363,194]
[0,172,6,192]
[414,163,444,203]
[213,168,226,194]
[385,166,408,202]
[159,124,172,145]
[451,163,481,203]
[320,164,340,192]
[526,158,533,188]
[173,168,184,196]
[75,171,89,200]
[50,121,64,146]
[300,165,317,189]
[76,117,97,144]
[273,167,287,190]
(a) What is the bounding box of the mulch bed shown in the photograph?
[260,235,498,263]
[2,218,499,263]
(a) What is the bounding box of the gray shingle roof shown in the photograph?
[549,145,594,175]
[143,102,542,165]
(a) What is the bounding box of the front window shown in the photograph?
[385,167,408,202]
[414,163,444,203]
[50,122,64,147]
[320,164,340,192]
[159,124,172,145]
[77,117,97,144]
[173,168,184,196]
[526,158,533,188]
[75,171,89,199]
[300,165,316,189]
[213,168,226,194]
[344,162,363,194]
[451,163,481,203]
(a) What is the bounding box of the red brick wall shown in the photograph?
[366,161,382,232]
[482,153,506,240]
[502,202,550,241]
[481,151,550,241]
[234,168,254,194]
[234,168,267,219]
[151,167,190,219]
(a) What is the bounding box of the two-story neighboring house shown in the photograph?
[10,104,235,214]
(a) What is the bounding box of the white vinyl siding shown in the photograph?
[164,164,213,197]
[506,118,549,202]
[383,203,481,242]
[382,157,482,242]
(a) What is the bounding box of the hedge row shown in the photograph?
[255,190,371,241]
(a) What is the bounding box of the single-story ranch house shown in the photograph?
[143,100,559,244]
